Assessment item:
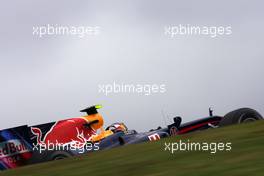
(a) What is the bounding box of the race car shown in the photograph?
[0,105,263,170]
[29,105,263,162]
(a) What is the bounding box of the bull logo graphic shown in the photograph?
[31,117,96,147]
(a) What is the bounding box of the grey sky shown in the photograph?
[0,0,263,131]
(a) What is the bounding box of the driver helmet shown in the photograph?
[106,122,128,133]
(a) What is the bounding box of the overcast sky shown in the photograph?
[0,0,263,131]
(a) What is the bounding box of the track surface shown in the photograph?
[2,121,264,176]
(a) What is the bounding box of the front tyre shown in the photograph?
[219,108,263,127]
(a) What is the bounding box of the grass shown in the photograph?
[1,121,264,176]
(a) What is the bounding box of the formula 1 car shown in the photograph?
[0,105,263,170]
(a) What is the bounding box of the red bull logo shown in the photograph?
[0,139,29,158]
[31,117,97,147]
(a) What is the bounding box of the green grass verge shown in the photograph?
[2,121,264,176]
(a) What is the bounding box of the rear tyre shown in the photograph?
[219,108,263,127]
[48,151,73,161]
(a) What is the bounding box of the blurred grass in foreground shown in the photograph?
[2,121,264,176]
